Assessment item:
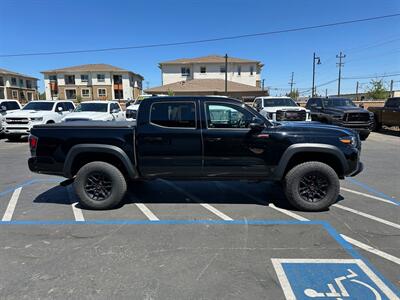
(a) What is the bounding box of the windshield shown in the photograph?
[323,98,356,107]
[23,102,54,111]
[263,98,297,107]
[385,98,400,108]
[75,103,108,112]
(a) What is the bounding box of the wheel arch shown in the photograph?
[273,143,347,180]
[64,144,137,179]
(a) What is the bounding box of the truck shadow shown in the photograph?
[33,179,343,212]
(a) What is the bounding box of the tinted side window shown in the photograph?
[64,102,75,111]
[315,99,323,107]
[55,103,64,111]
[5,101,20,110]
[306,99,314,109]
[150,102,196,128]
[111,103,121,112]
[206,103,255,129]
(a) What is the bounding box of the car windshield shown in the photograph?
[75,103,108,112]
[23,102,54,111]
[322,98,356,107]
[263,98,297,107]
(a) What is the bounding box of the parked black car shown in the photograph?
[28,96,363,212]
[306,97,374,140]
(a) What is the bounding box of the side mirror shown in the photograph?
[249,118,265,131]
[0,105,6,112]
[57,106,63,112]
[111,109,119,114]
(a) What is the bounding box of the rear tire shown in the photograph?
[359,132,370,141]
[283,161,339,211]
[7,135,21,142]
[74,161,127,210]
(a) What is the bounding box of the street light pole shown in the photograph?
[224,54,228,95]
[312,52,321,97]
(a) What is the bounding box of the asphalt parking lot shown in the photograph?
[0,132,399,299]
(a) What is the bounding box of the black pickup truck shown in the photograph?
[28,96,363,212]
[306,97,374,140]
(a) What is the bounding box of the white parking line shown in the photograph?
[268,204,400,265]
[341,235,400,265]
[340,187,397,205]
[2,187,22,221]
[67,186,85,222]
[135,203,159,221]
[333,204,400,230]
[160,180,234,221]
[199,203,233,221]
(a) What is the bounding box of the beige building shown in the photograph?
[0,68,39,102]
[41,64,144,101]
[146,55,267,101]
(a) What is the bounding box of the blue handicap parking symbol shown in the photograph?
[272,259,399,300]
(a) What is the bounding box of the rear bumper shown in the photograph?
[28,156,65,177]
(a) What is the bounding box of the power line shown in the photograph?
[1,13,400,58]
[342,72,400,80]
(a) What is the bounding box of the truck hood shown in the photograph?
[62,112,112,121]
[263,106,307,113]
[5,110,54,118]
[272,121,356,136]
[324,106,368,114]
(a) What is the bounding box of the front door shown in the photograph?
[202,101,271,178]
[137,100,202,178]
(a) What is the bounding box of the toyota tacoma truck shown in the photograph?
[368,97,400,130]
[28,96,363,212]
[306,97,374,140]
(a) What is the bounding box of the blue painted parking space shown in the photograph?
[272,258,399,300]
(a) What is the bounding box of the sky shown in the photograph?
[0,0,399,96]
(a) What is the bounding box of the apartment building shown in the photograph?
[0,68,39,102]
[146,55,267,101]
[41,64,143,101]
[159,55,263,87]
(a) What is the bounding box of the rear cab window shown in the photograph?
[150,102,196,128]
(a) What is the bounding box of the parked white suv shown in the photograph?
[62,101,125,122]
[4,100,75,141]
[125,99,141,122]
[252,96,311,122]
[0,100,22,134]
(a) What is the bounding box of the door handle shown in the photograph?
[206,137,222,142]
[144,137,163,142]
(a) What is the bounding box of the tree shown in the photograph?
[167,89,174,96]
[366,79,389,100]
[286,89,299,99]
[39,92,46,100]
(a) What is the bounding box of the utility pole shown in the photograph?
[289,72,295,95]
[312,53,321,97]
[325,89,328,98]
[390,79,394,97]
[224,54,228,95]
[336,51,346,96]
[355,81,359,101]
[262,79,265,91]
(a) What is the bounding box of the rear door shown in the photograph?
[201,101,271,178]
[137,100,202,178]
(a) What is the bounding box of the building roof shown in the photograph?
[159,55,261,65]
[41,64,144,79]
[0,68,38,80]
[145,79,264,93]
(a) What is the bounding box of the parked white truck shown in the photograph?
[62,101,125,122]
[0,100,22,135]
[4,100,75,141]
[252,96,311,122]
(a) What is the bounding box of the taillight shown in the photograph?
[29,135,38,151]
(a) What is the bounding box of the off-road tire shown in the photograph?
[74,161,127,210]
[283,161,339,211]
[7,135,21,142]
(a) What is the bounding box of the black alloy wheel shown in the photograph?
[84,172,112,201]
[298,171,329,203]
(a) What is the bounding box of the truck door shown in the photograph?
[137,100,202,178]
[201,101,271,178]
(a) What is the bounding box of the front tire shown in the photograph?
[7,135,21,142]
[74,161,127,210]
[283,161,339,211]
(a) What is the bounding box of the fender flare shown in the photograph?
[272,143,347,180]
[63,144,137,179]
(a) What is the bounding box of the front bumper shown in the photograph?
[349,161,363,177]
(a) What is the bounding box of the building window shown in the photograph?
[11,77,17,86]
[65,89,76,99]
[20,91,25,100]
[12,90,18,99]
[0,77,4,86]
[81,74,89,83]
[19,79,24,87]
[81,89,90,98]
[49,75,57,82]
[250,66,254,76]
[220,66,226,73]
[181,67,190,76]
[200,66,206,74]
[65,75,75,85]
[26,80,32,89]
[27,92,33,101]
[0,88,4,99]
[97,74,105,82]
[98,88,107,97]
[237,66,241,76]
